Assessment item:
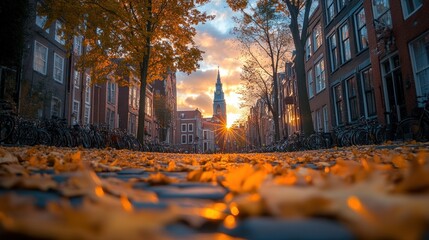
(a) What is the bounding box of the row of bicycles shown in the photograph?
[0,100,141,150]
[253,97,429,153]
[253,116,387,153]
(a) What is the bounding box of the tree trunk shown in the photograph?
[272,71,280,141]
[294,47,314,136]
[137,0,152,144]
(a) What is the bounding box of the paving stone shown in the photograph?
[165,223,198,237]
[162,172,189,181]
[222,217,355,240]
[30,169,56,175]
[116,174,150,181]
[132,182,150,189]
[170,182,219,188]
[132,201,169,210]
[150,185,226,200]
[304,163,319,170]
[117,168,145,175]
[51,174,70,183]
[97,172,119,178]
[0,189,61,208]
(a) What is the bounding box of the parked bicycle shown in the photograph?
[396,96,429,142]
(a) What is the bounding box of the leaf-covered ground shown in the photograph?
[0,143,429,240]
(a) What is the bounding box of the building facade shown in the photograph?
[19,0,69,119]
[176,109,202,153]
[305,2,331,133]
[152,71,177,144]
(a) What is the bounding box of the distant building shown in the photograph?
[152,71,177,144]
[202,118,216,153]
[176,109,202,153]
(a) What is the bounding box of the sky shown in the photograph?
[176,0,244,128]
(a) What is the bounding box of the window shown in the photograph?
[106,109,115,129]
[328,34,339,72]
[188,123,194,132]
[204,142,208,152]
[107,81,116,104]
[326,0,335,23]
[306,37,312,60]
[355,8,368,52]
[361,68,376,117]
[74,71,80,88]
[316,109,322,132]
[181,123,187,132]
[55,21,65,45]
[402,0,423,18]
[72,100,79,124]
[145,96,152,116]
[313,23,322,52]
[309,0,320,16]
[181,134,187,144]
[84,106,90,124]
[203,130,208,140]
[132,87,138,108]
[188,134,193,144]
[340,23,351,63]
[307,69,314,98]
[53,53,64,83]
[33,41,48,75]
[322,105,329,132]
[129,114,137,136]
[346,78,359,121]
[315,59,326,93]
[372,0,391,28]
[85,74,91,104]
[333,84,344,125]
[74,36,83,55]
[410,32,429,107]
[337,0,347,11]
[51,97,61,117]
[35,3,49,33]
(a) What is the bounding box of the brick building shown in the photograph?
[176,109,202,153]
[19,0,69,119]
[305,2,331,133]
[152,72,177,144]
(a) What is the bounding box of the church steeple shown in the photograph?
[216,66,221,85]
[213,66,227,125]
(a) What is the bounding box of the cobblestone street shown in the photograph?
[1,143,429,239]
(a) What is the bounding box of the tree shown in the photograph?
[42,0,213,142]
[228,0,315,137]
[281,0,314,137]
[153,93,172,142]
[232,0,293,141]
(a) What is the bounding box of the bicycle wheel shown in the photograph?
[0,115,15,142]
[307,134,323,150]
[374,127,386,144]
[396,118,423,141]
[37,129,51,145]
[18,125,38,146]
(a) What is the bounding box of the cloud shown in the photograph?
[177,0,246,125]
[183,93,213,115]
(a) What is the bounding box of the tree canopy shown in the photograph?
[41,0,213,141]
[232,0,293,141]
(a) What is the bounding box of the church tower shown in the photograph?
[213,67,227,125]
